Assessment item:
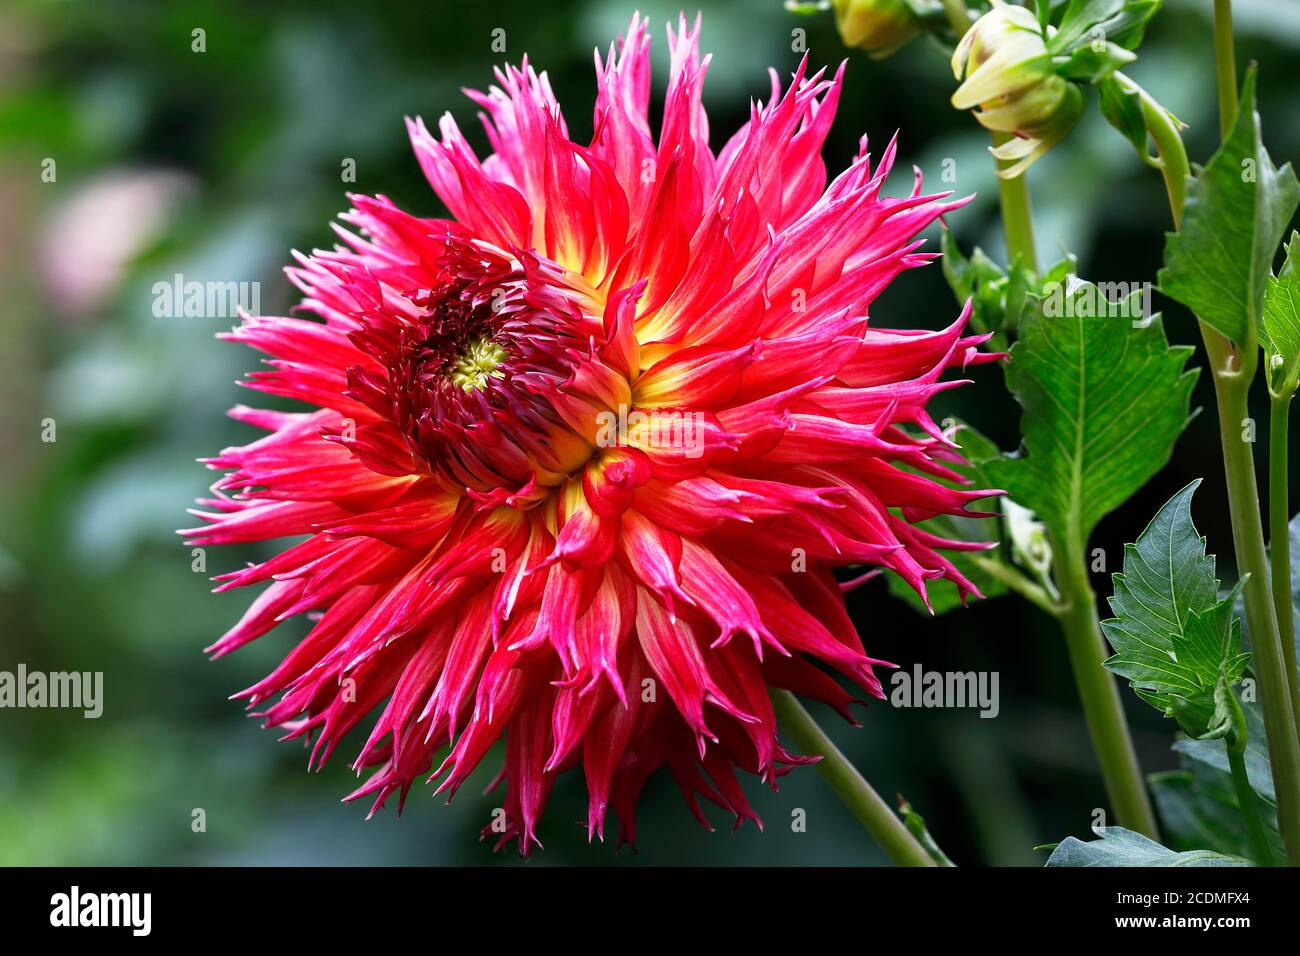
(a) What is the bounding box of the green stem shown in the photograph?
[1213,0,1239,140]
[1227,743,1275,865]
[1225,685,1277,865]
[1269,393,1300,737]
[1055,544,1160,837]
[770,689,938,866]
[970,553,1058,615]
[1121,73,1187,222]
[1215,374,1300,864]
[992,132,1040,273]
[941,0,971,36]
[1205,0,1300,866]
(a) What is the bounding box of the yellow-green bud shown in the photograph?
[951,1,1084,178]
[831,0,921,58]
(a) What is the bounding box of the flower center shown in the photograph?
[449,336,508,391]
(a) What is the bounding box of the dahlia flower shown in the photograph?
[186,13,996,853]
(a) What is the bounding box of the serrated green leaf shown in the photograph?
[983,291,1197,550]
[1101,481,1250,736]
[1261,231,1300,397]
[1159,68,1300,347]
[1045,826,1252,866]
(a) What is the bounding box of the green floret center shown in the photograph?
[449,337,508,391]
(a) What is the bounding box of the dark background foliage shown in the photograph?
[1,0,1297,865]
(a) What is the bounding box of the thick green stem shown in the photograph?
[992,132,1040,273]
[1205,0,1300,866]
[1218,375,1300,864]
[1269,394,1300,737]
[1226,696,1277,865]
[770,689,938,866]
[1227,745,1275,865]
[1213,0,1239,140]
[1055,545,1159,837]
[941,0,971,36]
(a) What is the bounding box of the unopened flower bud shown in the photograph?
[831,0,921,58]
[951,1,1083,178]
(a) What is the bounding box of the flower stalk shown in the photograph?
[993,132,1040,273]
[1205,0,1300,867]
[970,553,1056,614]
[1213,0,1238,138]
[1269,393,1300,737]
[1128,2,1300,862]
[1225,691,1277,866]
[770,690,939,866]
[1212,350,1300,865]
[1055,542,1158,836]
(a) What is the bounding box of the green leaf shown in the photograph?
[1100,481,1251,737]
[1049,0,1161,55]
[1159,67,1300,348]
[1045,826,1252,866]
[1261,231,1300,397]
[1097,73,1157,164]
[1055,42,1135,83]
[1036,0,1052,34]
[897,795,955,866]
[982,290,1197,550]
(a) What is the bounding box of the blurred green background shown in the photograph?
[1,0,1298,866]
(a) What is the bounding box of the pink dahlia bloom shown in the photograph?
[186,14,996,852]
